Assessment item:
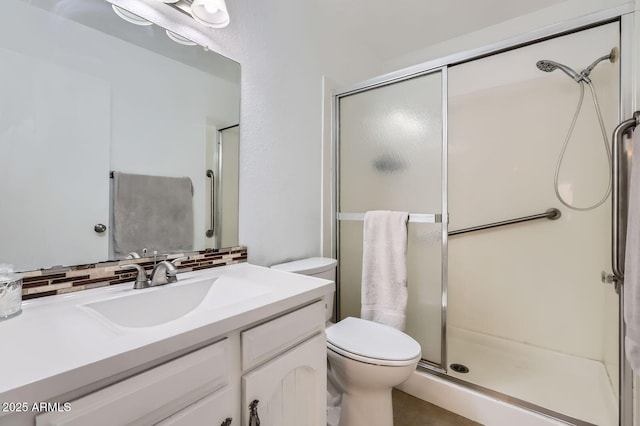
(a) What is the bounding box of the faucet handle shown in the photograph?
[163,257,188,284]
[120,264,150,289]
[166,258,188,283]
[150,260,180,286]
[125,251,141,259]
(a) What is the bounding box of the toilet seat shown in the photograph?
[326,317,421,367]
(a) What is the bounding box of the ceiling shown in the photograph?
[322,0,568,61]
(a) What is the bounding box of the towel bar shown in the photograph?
[337,212,442,223]
[448,208,561,236]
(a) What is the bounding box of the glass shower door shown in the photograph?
[337,69,446,367]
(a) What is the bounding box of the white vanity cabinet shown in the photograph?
[241,334,326,425]
[29,299,327,426]
[0,264,334,426]
[240,300,326,425]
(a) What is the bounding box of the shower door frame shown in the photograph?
[214,124,240,250]
[333,66,449,372]
[332,5,635,425]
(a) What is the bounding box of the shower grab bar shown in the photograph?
[611,111,640,282]
[448,208,561,236]
[337,212,442,223]
[206,169,214,238]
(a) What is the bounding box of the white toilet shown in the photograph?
[271,257,421,426]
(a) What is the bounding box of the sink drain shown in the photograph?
[450,363,469,374]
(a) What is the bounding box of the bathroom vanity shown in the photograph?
[0,264,332,426]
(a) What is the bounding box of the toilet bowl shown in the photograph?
[271,257,422,426]
[326,317,421,426]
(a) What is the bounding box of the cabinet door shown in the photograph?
[242,333,326,426]
[156,387,235,426]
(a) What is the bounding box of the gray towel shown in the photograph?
[112,172,194,257]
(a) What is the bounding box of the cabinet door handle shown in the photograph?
[221,418,232,426]
[248,400,260,426]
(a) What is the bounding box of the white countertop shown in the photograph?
[0,263,333,411]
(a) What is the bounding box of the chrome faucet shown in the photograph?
[150,257,188,286]
[120,257,187,289]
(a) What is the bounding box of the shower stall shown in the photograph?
[334,19,633,426]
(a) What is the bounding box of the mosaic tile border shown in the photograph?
[20,246,248,300]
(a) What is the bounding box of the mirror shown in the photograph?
[0,0,240,272]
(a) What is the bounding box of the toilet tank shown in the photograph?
[271,257,337,280]
[270,257,337,321]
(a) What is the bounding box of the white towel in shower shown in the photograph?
[361,210,409,330]
[625,127,640,372]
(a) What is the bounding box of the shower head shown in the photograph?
[536,48,617,84]
[536,60,581,81]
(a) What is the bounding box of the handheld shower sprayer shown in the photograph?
[535,47,617,211]
[535,60,581,81]
[536,47,617,83]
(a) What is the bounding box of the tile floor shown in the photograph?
[392,389,481,426]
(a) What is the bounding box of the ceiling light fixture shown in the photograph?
[111,0,230,48]
[190,0,230,28]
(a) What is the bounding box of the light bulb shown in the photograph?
[191,0,229,28]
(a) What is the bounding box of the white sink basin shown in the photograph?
[83,276,270,328]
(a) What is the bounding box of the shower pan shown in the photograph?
[334,20,627,426]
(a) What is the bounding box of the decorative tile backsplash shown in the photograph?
[21,246,248,300]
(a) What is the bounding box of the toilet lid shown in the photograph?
[326,317,421,366]
[270,257,337,275]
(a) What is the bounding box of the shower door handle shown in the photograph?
[611,112,640,283]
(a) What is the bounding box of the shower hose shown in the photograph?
[554,80,612,211]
